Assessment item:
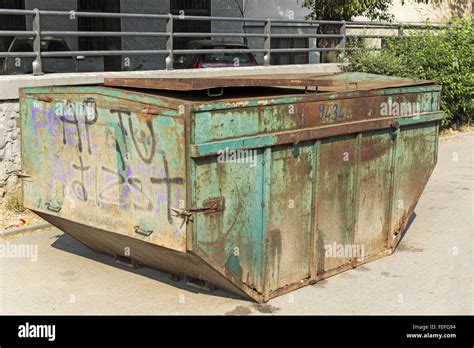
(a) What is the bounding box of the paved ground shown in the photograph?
[0,133,472,315]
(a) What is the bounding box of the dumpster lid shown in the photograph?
[104,72,434,93]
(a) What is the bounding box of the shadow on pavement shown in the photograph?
[50,232,247,302]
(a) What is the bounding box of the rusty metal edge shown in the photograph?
[0,222,51,239]
[187,250,265,303]
[266,249,393,302]
[191,113,445,157]
[103,74,432,92]
[189,85,443,112]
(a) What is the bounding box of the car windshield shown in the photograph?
[202,47,253,64]
[10,39,69,52]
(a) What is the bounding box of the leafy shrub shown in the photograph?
[345,18,473,128]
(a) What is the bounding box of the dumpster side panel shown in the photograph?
[193,104,304,144]
[22,89,187,252]
[266,142,313,292]
[192,152,265,291]
[354,129,394,257]
[314,135,357,273]
[188,86,442,299]
[389,122,439,248]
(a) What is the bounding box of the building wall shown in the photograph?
[21,0,245,71]
[24,0,107,72]
[120,0,170,71]
[246,0,472,23]
[25,0,78,50]
[357,0,472,22]
[9,0,471,74]
[243,1,318,64]
[211,0,243,34]
[244,0,309,19]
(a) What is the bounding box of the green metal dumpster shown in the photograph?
[20,72,443,302]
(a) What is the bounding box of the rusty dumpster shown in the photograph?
[19,72,443,302]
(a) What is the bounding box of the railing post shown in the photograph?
[264,19,271,66]
[340,20,347,57]
[398,24,404,38]
[32,8,43,76]
[166,13,174,70]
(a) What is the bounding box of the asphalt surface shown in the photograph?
[0,133,472,315]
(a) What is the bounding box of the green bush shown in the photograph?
[345,18,473,128]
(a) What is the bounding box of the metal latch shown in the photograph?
[172,197,225,228]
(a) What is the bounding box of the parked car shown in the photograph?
[174,40,258,69]
[2,36,83,75]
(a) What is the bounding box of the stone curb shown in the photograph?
[0,222,51,238]
[440,130,474,142]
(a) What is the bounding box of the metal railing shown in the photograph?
[0,8,449,75]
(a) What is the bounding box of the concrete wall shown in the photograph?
[0,100,20,203]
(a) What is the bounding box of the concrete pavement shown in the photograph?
[0,133,472,315]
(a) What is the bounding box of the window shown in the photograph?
[271,37,309,65]
[171,0,211,49]
[0,0,26,52]
[78,0,106,51]
[0,0,25,30]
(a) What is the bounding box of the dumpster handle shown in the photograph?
[133,226,154,237]
[291,134,301,157]
[207,87,225,98]
[45,202,62,213]
[305,85,319,94]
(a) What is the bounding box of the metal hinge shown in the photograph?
[141,108,162,116]
[36,95,53,103]
[16,172,31,179]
